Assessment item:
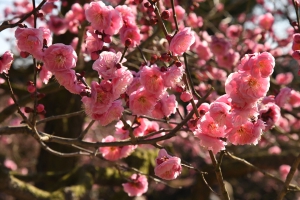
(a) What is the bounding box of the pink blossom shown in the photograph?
[195,112,226,138]
[47,15,68,35]
[268,146,281,155]
[292,33,300,51]
[40,27,53,47]
[229,105,259,128]
[15,27,43,57]
[4,159,17,170]
[258,13,274,30]
[93,100,124,126]
[279,165,291,180]
[85,1,111,32]
[259,102,281,130]
[55,69,86,94]
[0,51,13,74]
[238,74,270,100]
[275,72,293,85]
[209,36,230,55]
[275,87,292,107]
[154,149,182,180]
[196,134,226,154]
[116,5,136,26]
[104,9,123,35]
[43,44,77,73]
[215,49,240,69]
[119,24,141,47]
[186,13,203,28]
[39,66,53,84]
[41,2,56,14]
[140,65,165,96]
[99,135,136,161]
[227,119,265,145]
[133,118,160,138]
[152,93,177,118]
[89,81,114,114]
[226,24,243,39]
[112,67,133,98]
[122,174,148,197]
[209,102,231,126]
[180,91,193,102]
[85,29,103,54]
[162,65,184,88]
[160,94,177,117]
[92,51,124,79]
[196,41,212,63]
[249,52,275,78]
[289,90,300,107]
[129,88,158,116]
[169,27,195,56]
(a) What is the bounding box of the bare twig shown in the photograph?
[0,0,47,32]
[36,110,85,125]
[276,153,300,200]
[77,119,95,140]
[209,150,230,200]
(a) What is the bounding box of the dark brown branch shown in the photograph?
[209,150,230,200]
[0,0,47,32]
[276,153,300,200]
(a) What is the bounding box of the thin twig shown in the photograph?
[0,0,47,32]
[77,119,95,140]
[276,153,300,200]
[3,74,31,125]
[36,110,85,125]
[209,150,230,200]
[170,0,179,33]
[225,151,300,192]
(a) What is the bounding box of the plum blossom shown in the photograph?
[227,119,265,145]
[47,15,68,35]
[275,72,293,85]
[154,149,182,180]
[258,13,274,30]
[196,112,226,138]
[0,51,13,74]
[43,44,77,73]
[99,135,136,161]
[55,69,86,94]
[169,27,195,56]
[129,88,158,116]
[85,2,123,35]
[248,52,275,78]
[152,93,177,118]
[196,134,226,154]
[15,27,43,58]
[92,100,124,126]
[140,65,165,96]
[259,102,281,130]
[162,65,184,88]
[209,36,230,55]
[122,174,148,197]
[92,51,124,79]
[119,24,141,47]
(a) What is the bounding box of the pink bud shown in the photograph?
[36,104,44,113]
[27,81,36,93]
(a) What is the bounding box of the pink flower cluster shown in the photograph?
[128,64,182,117]
[122,174,148,197]
[169,27,195,56]
[99,135,136,161]
[0,51,13,74]
[82,51,133,126]
[85,2,141,49]
[154,149,182,180]
[193,52,279,154]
